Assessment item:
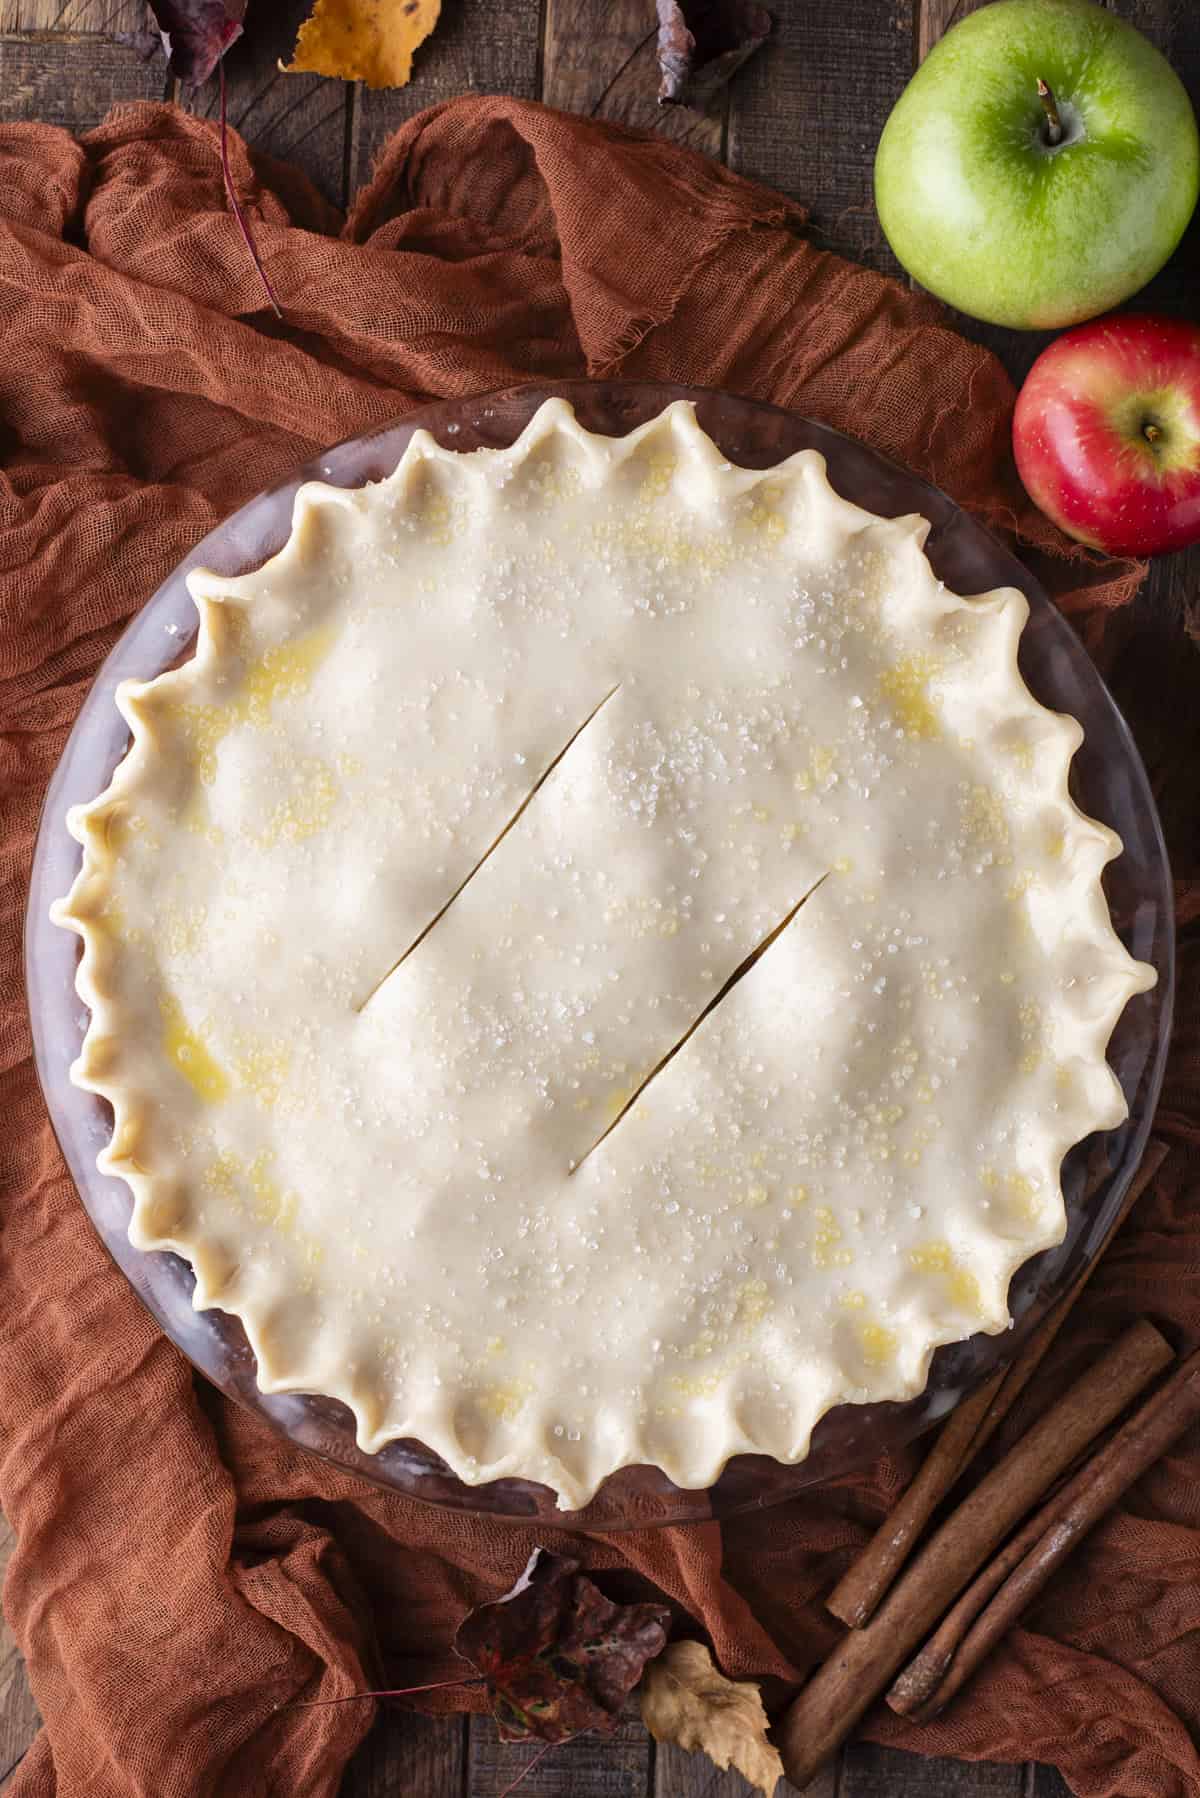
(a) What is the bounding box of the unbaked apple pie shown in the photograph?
[52,399,1155,1507]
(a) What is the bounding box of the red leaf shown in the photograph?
[655,0,771,107]
[146,0,247,86]
[454,1549,670,1745]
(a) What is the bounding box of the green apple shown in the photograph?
[874,0,1199,330]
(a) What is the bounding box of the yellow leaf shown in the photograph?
[640,1640,784,1798]
[284,0,441,89]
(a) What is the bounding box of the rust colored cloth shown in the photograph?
[2,96,1199,1798]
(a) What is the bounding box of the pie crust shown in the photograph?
[52,400,1155,1508]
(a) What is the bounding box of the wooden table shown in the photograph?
[1,0,1196,1792]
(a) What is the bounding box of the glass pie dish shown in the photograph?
[25,381,1174,1529]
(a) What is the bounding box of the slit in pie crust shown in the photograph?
[52,399,1156,1509]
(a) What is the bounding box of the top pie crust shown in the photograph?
[53,399,1155,1508]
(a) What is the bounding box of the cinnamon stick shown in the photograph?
[824,1139,1168,1629]
[824,1369,1008,1629]
[886,1447,1100,1717]
[775,1319,1174,1790]
[890,1347,1200,1722]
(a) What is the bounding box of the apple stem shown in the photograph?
[1144,423,1162,444]
[1036,77,1064,147]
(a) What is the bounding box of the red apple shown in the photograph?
[1013,314,1200,556]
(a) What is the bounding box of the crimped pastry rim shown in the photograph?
[49,396,1159,1509]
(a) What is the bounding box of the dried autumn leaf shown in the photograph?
[454,1548,670,1745]
[656,0,771,108]
[284,0,441,89]
[640,1639,784,1798]
[146,0,246,86]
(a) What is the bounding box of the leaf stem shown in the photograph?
[1036,77,1063,147]
[219,60,283,319]
[284,1674,484,1710]
[498,1740,556,1798]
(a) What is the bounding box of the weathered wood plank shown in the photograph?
[656,1739,837,1796]
[1109,0,1200,331]
[1109,0,1197,74]
[468,1708,652,1796]
[1105,0,1200,637]
[725,0,912,276]
[0,1514,40,1793]
[179,0,354,211]
[0,0,144,30]
[915,0,987,66]
[541,0,725,160]
[1139,537,1200,640]
[1025,1766,1073,1798]
[339,1709,467,1798]
[0,31,165,130]
[349,0,542,199]
[841,1743,1024,1796]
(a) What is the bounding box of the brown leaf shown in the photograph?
[655,0,770,108]
[454,1548,670,1744]
[283,0,441,89]
[640,1639,784,1798]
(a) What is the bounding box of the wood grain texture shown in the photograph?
[1108,0,1200,636]
[915,0,986,65]
[656,1739,836,1797]
[0,31,164,129]
[180,0,354,210]
[1138,518,1200,640]
[0,0,145,30]
[349,0,542,199]
[1117,0,1200,304]
[541,0,725,160]
[468,1709,652,1796]
[340,1710,467,1798]
[841,1744,1025,1796]
[725,0,911,276]
[0,1515,40,1793]
[1025,1765,1072,1797]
